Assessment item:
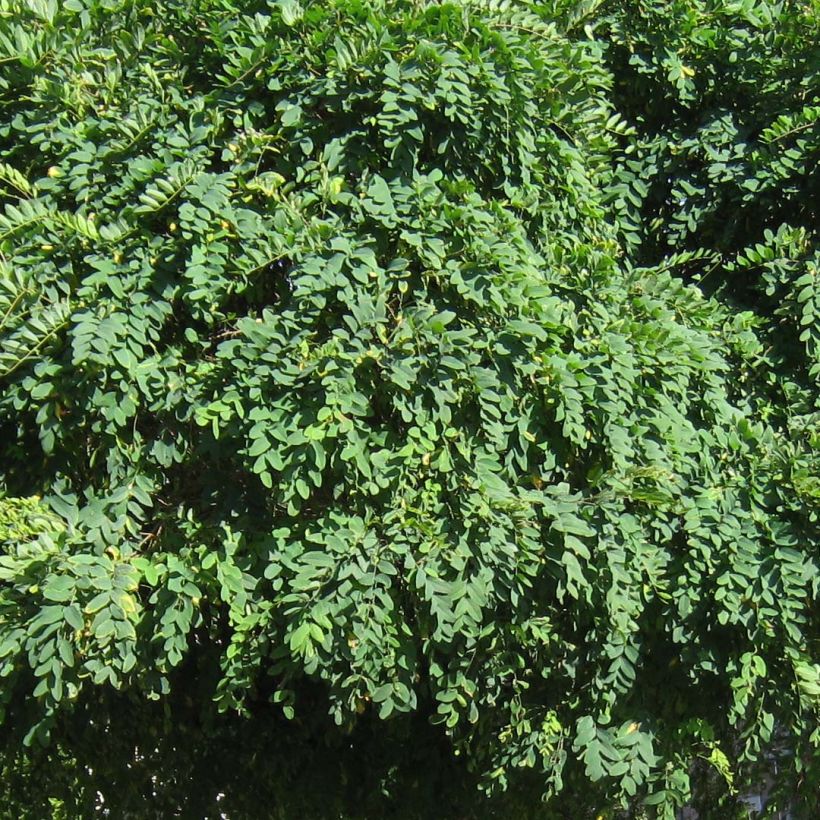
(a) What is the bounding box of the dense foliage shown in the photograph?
[0,1,817,817]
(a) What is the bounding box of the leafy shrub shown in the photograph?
[0,1,817,817]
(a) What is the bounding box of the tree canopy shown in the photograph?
[0,1,817,817]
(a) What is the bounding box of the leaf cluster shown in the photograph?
[0,1,817,817]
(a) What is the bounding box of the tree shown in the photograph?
[0,1,817,817]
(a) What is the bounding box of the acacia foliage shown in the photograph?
[0,0,817,817]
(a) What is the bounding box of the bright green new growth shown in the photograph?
[0,1,817,817]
